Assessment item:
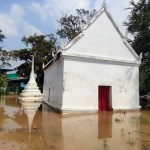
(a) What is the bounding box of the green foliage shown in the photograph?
[124,0,150,94]
[0,75,7,87]
[57,9,96,41]
[0,29,5,43]
[0,29,19,67]
[0,49,12,67]
[21,34,57,64]
[12,34,57,85]
[0,29,11,67]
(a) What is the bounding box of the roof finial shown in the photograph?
[65,37,69,45]
[139,52,143,59]
[124,30,129,39]
[31,55,34,73]
[102,0,107,9]
[60,41,65,49]
[42,63,45,69]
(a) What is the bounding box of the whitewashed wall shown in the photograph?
[43,58,64,109]
[62,58,140,112]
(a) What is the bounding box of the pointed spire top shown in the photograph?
[42,63,45,69]
[31,55,34,72]
[102,0,107,9]
[139,52,143,59]
[60,41,65,49]
[124,30,128,40]
[65,37,69,45]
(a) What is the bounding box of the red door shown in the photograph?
[98,86,110,111]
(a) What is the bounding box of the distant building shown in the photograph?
[0,68,13,75]
[43,4,141,113]
[6,71,28,94]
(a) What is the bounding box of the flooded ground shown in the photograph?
[0,96,150,150]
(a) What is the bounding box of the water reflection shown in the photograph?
[98,112,112,139]
[21,100,42,133]
[0,96,43,150]
[140,111,150,150]
[42,104,143,150]
[0,97,150,150]
[0,96,5,105]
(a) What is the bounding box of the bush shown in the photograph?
[0,75,7,88]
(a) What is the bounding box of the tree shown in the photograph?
[0,30,10,67]
[57,9,96,41]
[13,34,57,85]
[0,29,5,43]
[124,0,150,94]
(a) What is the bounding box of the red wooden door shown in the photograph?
[98,86,110,111]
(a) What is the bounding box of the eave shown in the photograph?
[62,52,141,67]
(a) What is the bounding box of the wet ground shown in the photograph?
[0,96,150,150]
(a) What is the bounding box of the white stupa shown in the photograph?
[18,55,42,101]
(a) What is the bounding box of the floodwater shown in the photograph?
[0,96,150,150]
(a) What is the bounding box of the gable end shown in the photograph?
[61,6,141,62]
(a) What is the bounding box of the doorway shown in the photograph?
[98,86,111,111]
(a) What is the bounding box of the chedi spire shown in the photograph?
[18,55,42,101]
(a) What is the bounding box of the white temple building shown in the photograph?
[43,3,141,113]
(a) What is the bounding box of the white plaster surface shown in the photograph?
[43,7,141,112]
[65,12,137,62]
[43,58,64,109]
[43,56,140,112]
[62,58,140,111]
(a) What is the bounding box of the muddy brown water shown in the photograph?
[0,96,150,150]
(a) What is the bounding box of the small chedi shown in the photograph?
[18,55,42,101]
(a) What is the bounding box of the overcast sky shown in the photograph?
[0,0,139,51]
